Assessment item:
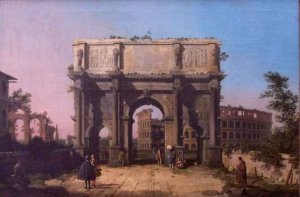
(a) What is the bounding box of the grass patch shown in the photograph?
[172,168,190,175]
[0,182,7,190]
[261,183,298,192]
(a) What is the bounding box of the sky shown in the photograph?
[0,0,298,139]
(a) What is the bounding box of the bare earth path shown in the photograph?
[45,164,225,197]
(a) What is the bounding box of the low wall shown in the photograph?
[0,151,29,180]
[222,152,299,184]
[0,149,82,180]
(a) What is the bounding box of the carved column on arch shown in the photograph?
[74,87,83,147]
[81,90,86,146]
[122,115,134,164]
[173,78,182,146]
[111,79,119,146]
[209,87,218,146]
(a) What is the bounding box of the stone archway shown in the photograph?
[9,110,51,144]
[122,97,166,164]
[70,38,224,167]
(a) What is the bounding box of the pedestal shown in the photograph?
[202,145,223,167]
[73,146,84,157]
[175,145,184,160]
[108,145,122,167]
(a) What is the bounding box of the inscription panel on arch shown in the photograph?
[123,45,174,74]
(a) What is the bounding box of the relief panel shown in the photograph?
[87,45,115,72]
[195,95,210,131]
[181,44,217,73]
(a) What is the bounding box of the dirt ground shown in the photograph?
[44,164,225,197]
[0,164,298,197]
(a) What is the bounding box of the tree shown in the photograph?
[260,71,298,130]
[8,88,32,113]
[255,71,299,169]
[219,52,229,62]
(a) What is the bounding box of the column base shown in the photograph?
[202,145,223,168]
[175,145,185,160]
[73,146,85,157]
[108,145,122,167]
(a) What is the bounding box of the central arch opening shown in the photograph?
[98,126,110,163]
[129,97,165,164]
[30,118,40,138]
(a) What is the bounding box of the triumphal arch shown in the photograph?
[69,38,224,167]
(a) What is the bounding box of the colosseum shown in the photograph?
[220,105,272,150]
[136,109,164,151]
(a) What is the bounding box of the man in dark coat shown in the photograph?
[170,149,176,169]
[78,155,95,189]
[236,157,247,192]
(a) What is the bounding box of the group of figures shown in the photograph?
[77,154,102,189]
[155,145,187,169]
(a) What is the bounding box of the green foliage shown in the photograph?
[176,37,190,41]
[8,89,32,113]
[260,71,298,127]
[0,133,26,152]
[256,71,299,169]
[129,34,152,41]
[239,142,251,154]
[204,36,216,39]
[253,136,285,170]
[219,52,229,62]
[109,35,126,39]
[27,136,65,159]
[67,64,74,72]
[223,145,233,157]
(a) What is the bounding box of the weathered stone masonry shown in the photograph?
[69,38,224,167]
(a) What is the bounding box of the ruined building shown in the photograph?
[136,109,164,151]
[0,71,16,136]
[220,105,272,149]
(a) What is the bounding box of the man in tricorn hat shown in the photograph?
[78,155,96,189]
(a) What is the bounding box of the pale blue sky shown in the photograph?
[0,0,298,138]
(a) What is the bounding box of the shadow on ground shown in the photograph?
[215,168,299,197]
[0,186,88,197]
[102,190,170,197]
[0,187,171,197]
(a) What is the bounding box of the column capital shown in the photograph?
[111,78,119,93]
[121,116,134,123]
[209,87,219,93]
[173,78,183,93]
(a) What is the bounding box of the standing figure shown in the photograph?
[236,157,247,192]
[170,149,176,169]
[156,149,162,165]
[118,148,126,166]
[167,147,176,169]
[90,154,97,188]
[78,156,96,189]
[11,159,29,190]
